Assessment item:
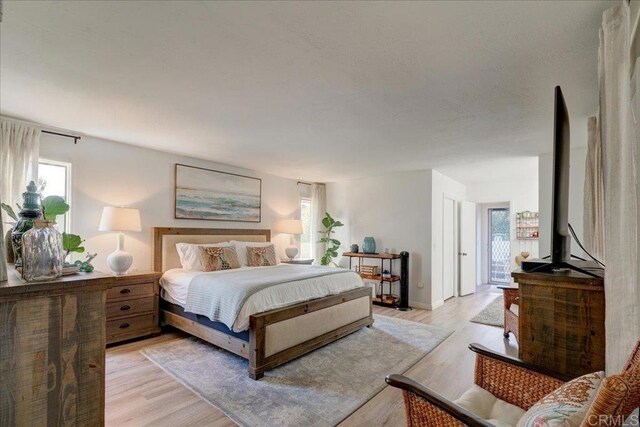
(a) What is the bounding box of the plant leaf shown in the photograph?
[62,233,83,252]
[42,196,69,223]
[321,217,331,228]
[1,203,18,221]
[333,221,344,227]
[330,239,340,245]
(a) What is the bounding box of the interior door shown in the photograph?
[442,197,456,300]
[459,201,477,296]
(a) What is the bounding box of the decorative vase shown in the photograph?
[350,244,359,253]
[21,220,64,282]
[11,181,42,267]
[5,229,14,264]
[363,237,376,254]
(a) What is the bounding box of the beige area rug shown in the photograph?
[141,314,453,427]
[470,296,504,328]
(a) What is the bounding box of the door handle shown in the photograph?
[458,252,468,256]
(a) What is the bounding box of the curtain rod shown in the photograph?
[42,130,81,144]
[297,181,311,186]
[2,116,82,144]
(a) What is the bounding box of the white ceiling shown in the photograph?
[0,1,613,182]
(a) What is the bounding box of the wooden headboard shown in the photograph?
[152,227,271,272]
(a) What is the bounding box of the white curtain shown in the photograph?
[583,116,605,260]
[599,2,639,374]
[0,120,41,215]
[310,183,326,264]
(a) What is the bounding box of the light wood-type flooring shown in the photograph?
[106,286,517,426]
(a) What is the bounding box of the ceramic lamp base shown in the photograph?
[285,246,299,260]
[107,249,133,275]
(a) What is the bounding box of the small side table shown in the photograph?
[281,259,314,265]
[498,285,519,342]
[106,271,162,344]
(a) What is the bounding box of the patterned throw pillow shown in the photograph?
[516,371,604,427]
[246,244,277,267]
[198,246,241,272]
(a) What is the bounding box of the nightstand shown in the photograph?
[106,271,162,344]
[281,258,314,265]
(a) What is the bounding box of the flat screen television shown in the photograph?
[521,86,603,278]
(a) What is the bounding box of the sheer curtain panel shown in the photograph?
[0,120,41,215]
[310,183,326,264]
[599,2,639,374]
[583,116,605,260]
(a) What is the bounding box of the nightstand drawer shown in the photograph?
[107,314,156,338]
[107,296,154,319]
[107,281,154,301]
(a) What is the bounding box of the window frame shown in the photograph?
[38,158,73,233]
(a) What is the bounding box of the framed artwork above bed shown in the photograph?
[174,163,262,222]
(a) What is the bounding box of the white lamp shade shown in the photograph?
[99,207,142,232]
[275,219,303,235]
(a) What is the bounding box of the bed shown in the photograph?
[153,227,373,379]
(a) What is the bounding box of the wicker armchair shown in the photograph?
[386,342,640,427]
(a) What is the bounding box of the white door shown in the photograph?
[442,197,456,300]
[459,201,477,296]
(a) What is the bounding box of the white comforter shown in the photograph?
[160,264,365,332]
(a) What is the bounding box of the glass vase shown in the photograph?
[363,237,376,254]
[21,220,64,282]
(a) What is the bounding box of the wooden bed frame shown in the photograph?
[152,227,373,380]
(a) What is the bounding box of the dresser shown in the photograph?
[511,269,605,378]
[106,271,162,345]
[0,267,112,426]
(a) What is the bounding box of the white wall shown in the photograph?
[538,146,587,261]
[326,169,467,310]
[326,170,432,308]
[429,170,466,308]
[466,175,539,284]
[39,133,301,273]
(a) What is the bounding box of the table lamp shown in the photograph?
[99,207,141,275]
[276,219,303,260]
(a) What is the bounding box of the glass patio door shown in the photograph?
[488,208,510,284]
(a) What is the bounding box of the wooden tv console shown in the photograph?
[511,269,605,379]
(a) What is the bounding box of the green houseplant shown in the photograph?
[318,212,344,266]
[41,196,86,261]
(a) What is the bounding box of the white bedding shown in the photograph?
[160,264,366,332]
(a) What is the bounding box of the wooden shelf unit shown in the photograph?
[342,251,410,310]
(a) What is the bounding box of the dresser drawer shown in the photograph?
[107,296,155,320]
[107,281,154,301]
[107,314,156,338]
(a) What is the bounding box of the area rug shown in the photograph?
[141,314,453,427]
[470,296,504,327]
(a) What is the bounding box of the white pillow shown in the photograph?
[176,242,232,270]
[230,240,280,266]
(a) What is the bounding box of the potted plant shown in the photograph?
[317,212,344,266]
[40,196,87,262]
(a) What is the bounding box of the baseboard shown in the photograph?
[411,299,444,311]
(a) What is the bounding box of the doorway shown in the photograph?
[488,207,510,284]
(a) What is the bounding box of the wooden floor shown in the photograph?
[105,286,517,426]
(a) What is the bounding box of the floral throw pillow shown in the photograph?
[198,246,241,272]
[246,245,277,267]
[516,371,604,427]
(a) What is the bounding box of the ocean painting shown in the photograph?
[175,164,261,222]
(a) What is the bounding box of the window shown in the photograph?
[38,159,72,233]
[300,198,312,259]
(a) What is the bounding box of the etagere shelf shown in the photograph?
[342,251,411,311]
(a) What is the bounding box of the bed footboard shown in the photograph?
[248,286,373,380]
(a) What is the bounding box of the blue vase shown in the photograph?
[363,237,376,254]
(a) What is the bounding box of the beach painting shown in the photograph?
[175,164,261,222]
